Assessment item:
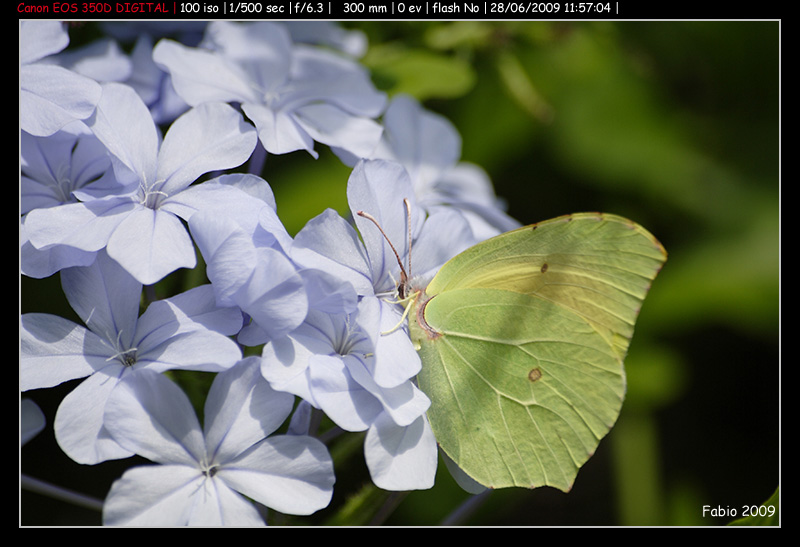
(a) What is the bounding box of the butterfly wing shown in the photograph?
[411,213,666,490]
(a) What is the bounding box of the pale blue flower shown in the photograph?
[44,37,133,82]
[102,358,335,526]
[96,22,199,123]
[262,298,429,430]
[20,251,243,464]
[282,21,368,58]
[21,127,123,278]
[20,223,96,281]
[187,191,307,345]
[363,412,438,491]
[23,82,257,285]
[124,33,190,124]
[264,159,470,490]
[21,128,119,214]
[261,297,436,491]
[152,21,385,159]
[20,21,102,137]
[187,172,358,346]
[291,159,474,387]
[342,94,521,243]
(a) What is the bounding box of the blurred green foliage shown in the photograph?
[21,20,779,526]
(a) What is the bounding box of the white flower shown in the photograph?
[102,358,335,526]
[153,21,385,159]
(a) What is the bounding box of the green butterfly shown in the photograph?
[404,213,667,491]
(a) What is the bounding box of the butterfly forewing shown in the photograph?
[424,212,667,359]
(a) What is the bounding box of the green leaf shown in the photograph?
[362,43,476,100]
[323,481,407,526]
[495,50,554,123]
[728,487,779,526]
[410,213,666,490]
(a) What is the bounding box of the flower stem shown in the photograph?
[368,491,408,525]
[21,474,104,512]
[439,490,492,525]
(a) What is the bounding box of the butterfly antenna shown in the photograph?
[356,209,409,297]
[404,198,412,283]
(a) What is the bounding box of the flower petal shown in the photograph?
[343,354,429,427]
[20,314,108,391]
[309,354,381,431]
[204,357,295,463]
[239,248,308,341]
[106,206,196,285]
[157,102,256,195]
[291,208,374,295]
[20,237,97,279]
[137,329,241,374]
[101,465,263,526]
[203,21,292,91]
[364,413,437,491]
[242,102,316,157]
[134,284,243,347]
[152,38,259,105]
[86,82,159,183]
[54,366,133,464]
[60,250,142,349]
[293,103,383,159]
[219,435,334,515]
[20,21,69,64]
[347,160,422,291]
[23,195,135,252]
[370,299,423,388]
[20,64,102,137]
[260,328,327,389]
[290,45,385,117]
[190,210,307,341]
[103,465,203,526]
[187,210,257,308]
[104,368,205,466]
[166,180,291,251]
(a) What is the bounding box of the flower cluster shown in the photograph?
[20,20,519,525]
